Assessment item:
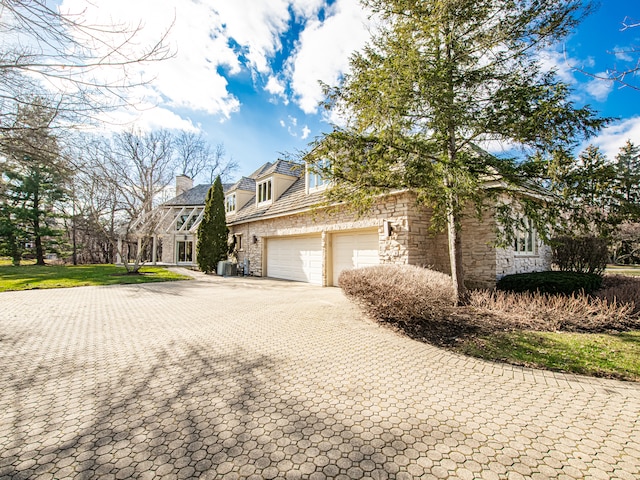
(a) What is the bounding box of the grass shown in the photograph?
[340,265,640,382]
[0,263,191,292]
[606,264,640,276]
[457,330,640,382]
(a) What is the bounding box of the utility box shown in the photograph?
[217,261,237,277]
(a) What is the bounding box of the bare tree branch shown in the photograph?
[0,0,174,129]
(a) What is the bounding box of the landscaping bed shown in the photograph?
[339,265,640,381]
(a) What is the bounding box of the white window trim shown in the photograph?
[235,234,243,251]
[225,193,236,213]
[514,218,538,256]
[306,159,331,194]
[257,179,273,205]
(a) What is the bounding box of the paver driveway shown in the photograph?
[1,274,639,480]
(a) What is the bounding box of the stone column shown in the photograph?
[116,238,122,264]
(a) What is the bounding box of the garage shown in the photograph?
[266,235,323,285]
[332,230,380,285]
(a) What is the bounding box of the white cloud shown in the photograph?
[585,75,614,102]
[59,0,242,122]
[537,49,578,84]
[280,119,286,128]
[588,117,640,160]
[301,125,311,140]
[211,0,292,74]
[265,76,286,96]
[287,0,371,114]
[614,48,634,62]
[56,0,373,131]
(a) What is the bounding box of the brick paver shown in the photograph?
[1,273,638,479]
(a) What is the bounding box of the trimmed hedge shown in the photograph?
[496,271,603,295]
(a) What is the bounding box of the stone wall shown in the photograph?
[228,192,506,287]
[228,192,415,283]
[496,243,553,279]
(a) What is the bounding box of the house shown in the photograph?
[143,159,551,288]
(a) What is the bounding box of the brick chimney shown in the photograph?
[175,175,193,197]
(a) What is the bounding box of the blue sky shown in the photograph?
[60,0,639,181]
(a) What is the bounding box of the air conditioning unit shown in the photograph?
[217,260,237,277]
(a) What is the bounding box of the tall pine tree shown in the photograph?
[309,0,605,303]
[0,99,68,265]
[196,176,228,273]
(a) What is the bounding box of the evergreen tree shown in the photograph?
[557,145,617,237]
[308,0,605,303]
[196,176,228,273]
[0,99,68,265]
[613,140,640,221]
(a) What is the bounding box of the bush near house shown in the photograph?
[339,264,640,380]
[496,271,603,295]
[551,235,608,274]
[338,264,455,323]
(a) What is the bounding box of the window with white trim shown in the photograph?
[307,158,331,191]
[235,234,243,251]
[257,179,272,204]
[225,194,236,213]
[514,218,536,255]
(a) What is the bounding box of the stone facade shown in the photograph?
[496,243,553,279]
[141,170,552,287]
[227,191,543,287]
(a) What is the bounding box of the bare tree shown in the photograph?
[0,0,173,130]
[574,15,639,90]
[173,132,237,183]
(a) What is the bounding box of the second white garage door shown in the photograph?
[266,235,323,285]
[332,230,380,286]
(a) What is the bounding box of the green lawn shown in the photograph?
[0,263,191,292]
[457,330,640,382]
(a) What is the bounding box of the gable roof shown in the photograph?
[162,159,314,221]
[164,183,233,206]
[228,176,255,192]
[255,159,300,179]
[226,169,325,225]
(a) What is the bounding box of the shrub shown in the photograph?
[338,264,454,323]
[595,275,640,318]
[468,289,637,333]
[496,271,603,295]
[551,235,608,274]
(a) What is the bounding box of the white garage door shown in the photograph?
[266,235,323,285]
[332,230,380,286]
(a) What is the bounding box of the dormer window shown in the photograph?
[307,158,331,192]
[257,179,272,204]
[225,194,236,213]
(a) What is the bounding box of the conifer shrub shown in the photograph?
[496,271,603,295]
[338,264,455,322]
[196,176,228,273]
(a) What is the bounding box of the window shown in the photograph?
[514,218,536,254]
[257,179,272,204]
[176,240,193,262]
[176,213,196,231]
[225,194,236,213]
[307,158,331,191]
[235,234,242,251]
